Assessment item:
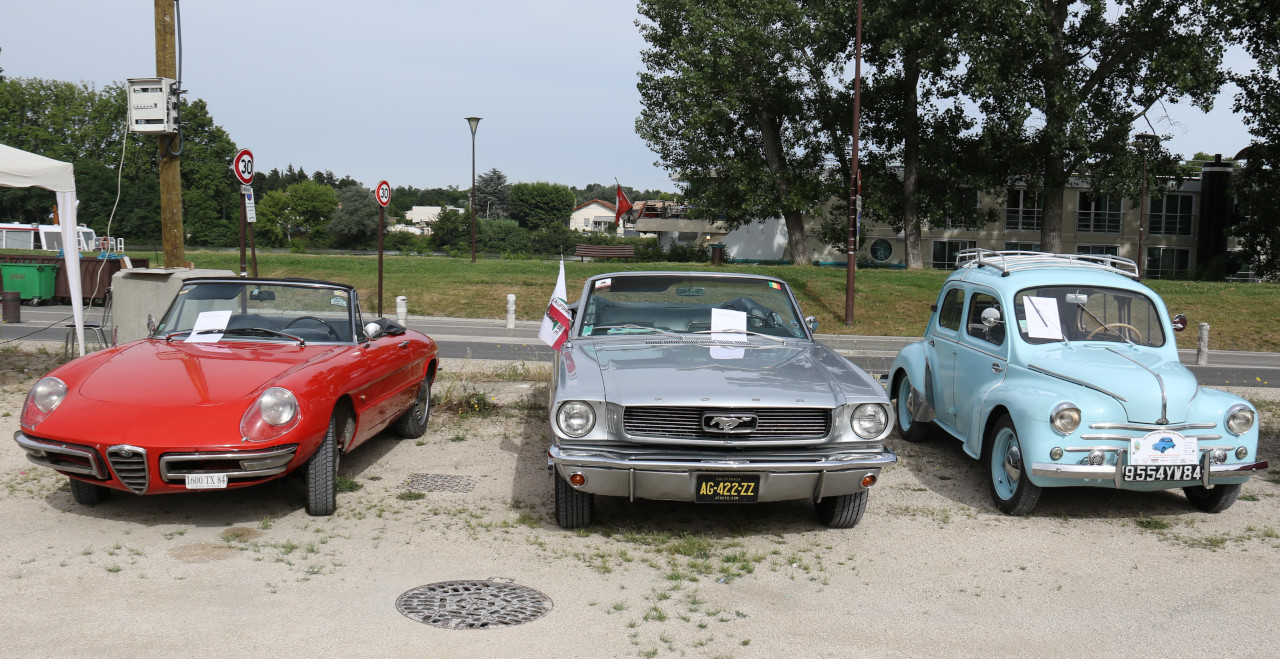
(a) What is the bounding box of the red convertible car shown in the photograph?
[14,277,438,516]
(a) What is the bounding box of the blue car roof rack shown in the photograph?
[955,249,1140,280]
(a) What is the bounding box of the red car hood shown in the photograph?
[77,340,341,407]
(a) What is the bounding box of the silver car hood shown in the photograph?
[564,338,885,408]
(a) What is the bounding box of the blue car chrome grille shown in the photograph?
[107,445,149,494]
[623,407,829,440]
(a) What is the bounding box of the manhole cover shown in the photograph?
[397,579,552,629]
[403,473,475,493]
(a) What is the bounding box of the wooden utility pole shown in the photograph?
[155,0,184,268]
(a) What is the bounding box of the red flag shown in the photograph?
[615,184,632,226]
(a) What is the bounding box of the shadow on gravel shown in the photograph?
[889,426,1239,521]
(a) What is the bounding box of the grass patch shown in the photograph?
[335,476,363,493]
[170,250,1280,350]
[397,491,426,501]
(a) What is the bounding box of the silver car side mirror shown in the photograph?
[365,321,383,340]
[981,307,1003,327]
[147,313,156,335]
[805,316,818,333]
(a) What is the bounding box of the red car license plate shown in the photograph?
[694,474,760,503]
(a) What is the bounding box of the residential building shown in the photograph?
[570,200,621,234]
[404,206,463,234]
[856,156,1242,278]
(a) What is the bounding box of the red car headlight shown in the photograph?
[240,387,300,442]
[22,377,67,428]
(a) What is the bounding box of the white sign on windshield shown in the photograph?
[186,310,232,343]
[1022,296,1064,340]
[709,308,747,359]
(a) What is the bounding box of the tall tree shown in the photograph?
[475,168,510,218]
[636,0,857,265]
[329,184,381,247]
[508,181,575,230]
[848,0,1004,268]
[970,1,1228,253]
[1224,0,1280,279]
[254,179,338,245]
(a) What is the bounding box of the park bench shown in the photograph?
[573,244,635,261]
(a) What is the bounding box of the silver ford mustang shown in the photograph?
[547,271,896,529]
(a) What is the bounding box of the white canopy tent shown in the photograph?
[0,143,87,356]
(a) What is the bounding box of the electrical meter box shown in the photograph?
[126,77,178,134]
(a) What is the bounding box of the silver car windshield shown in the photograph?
[579,275,805,339]
[155,282,356,344]
[1012,286,1166,347]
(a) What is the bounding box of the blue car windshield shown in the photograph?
[1013,286,1166,347]
[578,275,805,338]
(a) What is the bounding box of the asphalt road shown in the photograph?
[3,303,1277,387]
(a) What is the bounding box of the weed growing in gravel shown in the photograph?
[397,491,426,501]
[335,477,363,493]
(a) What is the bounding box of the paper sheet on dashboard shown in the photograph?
[185,310,232,343]
[1022,297,1063,340]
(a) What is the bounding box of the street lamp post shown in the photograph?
[466,116,482,263]
[844,0,862,325]
[1134,133,1158,278]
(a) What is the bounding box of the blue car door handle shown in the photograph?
[991,362,1003,373]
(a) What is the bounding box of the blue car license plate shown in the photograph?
[1123,464,1201,482]
[695,474,759,503]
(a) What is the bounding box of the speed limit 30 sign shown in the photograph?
[376,180,391,208]
[233,149,254,185]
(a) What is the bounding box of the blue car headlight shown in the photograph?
[1225,404,1254,435]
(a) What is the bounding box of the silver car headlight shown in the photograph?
[557,401,596,438]
[1225,404,1254,435]
[1050,403,1081,435]
[850,403,888,439]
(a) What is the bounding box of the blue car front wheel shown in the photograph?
[984,414,1041,515]
[895,374,931,443]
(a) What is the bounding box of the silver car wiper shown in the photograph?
[593,324,684,339]
[689,328,787,344]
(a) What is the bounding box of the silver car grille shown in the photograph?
[623,407,829,440]
[106,445,149,494]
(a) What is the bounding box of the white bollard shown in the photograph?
[396,295,408,326]
[1196,322,1210,365]
[506,294,516,329]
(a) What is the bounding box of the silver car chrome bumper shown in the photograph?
[548,444,896,503]
[1032,454,1269,488]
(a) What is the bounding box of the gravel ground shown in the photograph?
[1,350,1277,658]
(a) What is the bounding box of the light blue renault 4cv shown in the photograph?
[888,250,1268,515]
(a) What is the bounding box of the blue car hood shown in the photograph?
[1026,344,1197,424]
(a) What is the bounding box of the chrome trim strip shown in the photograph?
[1107,348,1168,424]
[1031,459,1269,482]
[14,432,105,479]
[158,446,298,482]
[549,445,896,473]
[1087,422,1215,431]
[1079,434,1222,442]
[1028,364,1128,402]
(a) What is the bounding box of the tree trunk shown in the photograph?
[902,46,924,269]
[1040,155,1067,253]
[782,210,809,265]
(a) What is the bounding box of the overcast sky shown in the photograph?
[2,1,1257,195]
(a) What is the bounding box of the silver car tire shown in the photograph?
[554,473,593,528]
[815,490,868,529]
[394,378,431,439]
